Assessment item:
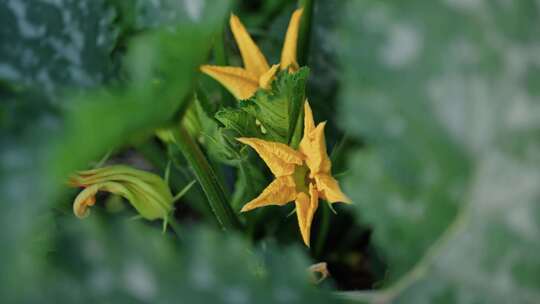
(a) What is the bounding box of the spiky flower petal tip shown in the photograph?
[200,8,304,100]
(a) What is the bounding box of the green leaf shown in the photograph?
[48,2,232,185]
[13,217,338,304]
[112,0,211,31]
[231,160,267,212]
[337,0,540,301]
[341,154,540,304]
[0,0,232,297]
[216,68,309,144]
[389,155,540,303]
[245,67,309,144]
[0,0,118,97]
[216,107,264,140]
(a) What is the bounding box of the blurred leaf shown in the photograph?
[0,0,232,299]
[112,0,210,31]
[338,0,540,301]
[20,217,338,304]
[338,1,470,281]
[388,154,540,303]
[0,0,120,295]
[48,0,233,188]
[0,0,117,98]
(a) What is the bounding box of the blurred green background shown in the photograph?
[1,0,539,303]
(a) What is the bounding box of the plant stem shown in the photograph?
[289,104,304,149]
[297,0,314,66]
[167,216,184,240]
[213,24,236,107]
[172,125,241,231]
[214,27,228,66]
[315,201,331,256]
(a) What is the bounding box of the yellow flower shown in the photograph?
[200,8,304,100]
[238,101,351,247]
[69,165,174,229]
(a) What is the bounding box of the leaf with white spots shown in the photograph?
[14,218,336,304]
[0,0,118,98]
[338,0,540,302]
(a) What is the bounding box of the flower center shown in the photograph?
[292,164,313,194]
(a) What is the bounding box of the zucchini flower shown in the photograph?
[69,165,174,228]
[238,101,351,247]
[200,8,303,100]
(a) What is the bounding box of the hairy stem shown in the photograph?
[172,125,241,231]
[213,26,235,107]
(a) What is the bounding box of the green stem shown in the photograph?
[214,27,228,66]
[172,180,197,203]
[213,24,236,107]
[172,125,241,231]
[137,139,219,223]
[315,202,331,256]
[167,217,184,240]
[289,104,304,149]
[297,0,314,66]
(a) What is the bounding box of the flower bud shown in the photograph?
[69,165,174,223]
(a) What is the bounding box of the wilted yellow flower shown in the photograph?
[309,262,330,284]
[200,8,304,100]
[69,165,174,228]
[238,101,351,247]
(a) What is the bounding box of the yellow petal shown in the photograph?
[295,183,319,247]
[259,64,279,89]
[280,8,303,72]
[299,101,332,174]
[303,100,316,136]
[300,121,332,175]
[241,176,297,212]
[230,14,270,77]
[314,173,351,204]
[73,184,100,218]
[200,65,259,100]
[237,137,304,177]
